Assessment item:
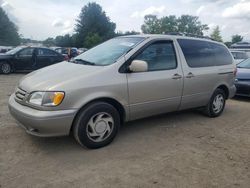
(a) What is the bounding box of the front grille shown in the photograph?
[15,87,27,102]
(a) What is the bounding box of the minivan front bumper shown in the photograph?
[8,94,77,137]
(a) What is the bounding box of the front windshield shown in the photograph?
[5,46,24,55]
[238,58,250,69]
[73,37,145,66]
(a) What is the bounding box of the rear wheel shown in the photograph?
[73,102,120,149]
[204,88,226,117]
[1,63,11,74]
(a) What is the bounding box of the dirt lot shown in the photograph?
[0,74,250,188]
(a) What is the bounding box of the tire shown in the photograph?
[1,63,11,74]
[73,102,120,149]
[203,88,226,118]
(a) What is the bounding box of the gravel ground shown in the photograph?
[0,74,250,188]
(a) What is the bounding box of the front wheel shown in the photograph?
[203,88,226,117]
[73,102,120,149]
[1,63,11,74]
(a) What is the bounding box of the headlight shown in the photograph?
[28,91,65,107]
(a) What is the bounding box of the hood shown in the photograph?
[236,67,250,80]
[19,61,106,92]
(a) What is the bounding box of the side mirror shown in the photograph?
[129,60,148,73]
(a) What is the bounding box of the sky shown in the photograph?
[1,0,250,41]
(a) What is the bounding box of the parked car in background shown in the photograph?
[235,58,250,97]
[78,48,88,54]
[0,46,65,74]
[230,50,249,64]
[55,47,79,59]
[0,46,13,54]
[8,35,236,149]
[231,42,250,49]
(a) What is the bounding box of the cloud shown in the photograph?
[1,1,13,10]
[131,5,166,18]
[52,18,65,27]
[52,18,74,35]
[196,5,205,15]
[61,27,74,35]
[222,0,250,19]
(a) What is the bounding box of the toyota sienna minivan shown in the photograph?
[9,35,236,149]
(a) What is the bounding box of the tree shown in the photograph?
[177,15,209,35]
[0,7,20,46]
[224,42,232,48]
[43,37,55,47]
[75,2,116,48]
[141,14,209,35]
[232,34,243,44]
[210,26,223,42]
[84,33,102,48]
[141,15,162,34]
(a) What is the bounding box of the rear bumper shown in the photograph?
[8,94,77,137]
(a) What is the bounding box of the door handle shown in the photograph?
[186,72,195,78]
[172,73,182,80]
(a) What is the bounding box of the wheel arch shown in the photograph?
[70,97,127,134]
[216,84,229,99]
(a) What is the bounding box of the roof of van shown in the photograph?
[119,34,222,44]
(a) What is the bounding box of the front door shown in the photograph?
[126,40,184,120]
[14,48,35,71]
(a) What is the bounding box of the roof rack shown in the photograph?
[165,32,214,41]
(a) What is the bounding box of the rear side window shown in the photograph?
[210,43,233,65]
[38,49,58,56]
[177,39,232,67]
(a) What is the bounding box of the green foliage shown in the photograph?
[42,37,55,46]
[210,26,223,42]
[0,7,20,46]
[141,14,209,35]
[84,33,102,48]
[141,15,162,34]
[74,2,116,48]
[224,42,232,48]
[232,34,243,44]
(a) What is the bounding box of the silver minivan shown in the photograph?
[9,35,236,149]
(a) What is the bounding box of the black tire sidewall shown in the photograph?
[74,102,120,149]
[1,63,11,74]
[208,89,226,117]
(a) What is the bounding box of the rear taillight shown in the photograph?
[233,67,237,77]
[64,55,69,61]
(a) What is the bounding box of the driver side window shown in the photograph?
[134,41,177,71]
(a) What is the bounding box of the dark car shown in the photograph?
[0,46,65,74]
[235,58,250,97]
[55,47,79,59]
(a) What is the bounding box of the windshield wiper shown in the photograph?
[72,59,96,66]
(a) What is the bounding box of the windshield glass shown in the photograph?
[73,37,145,66]
[5,46,24,55]
[238,58,250,69]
